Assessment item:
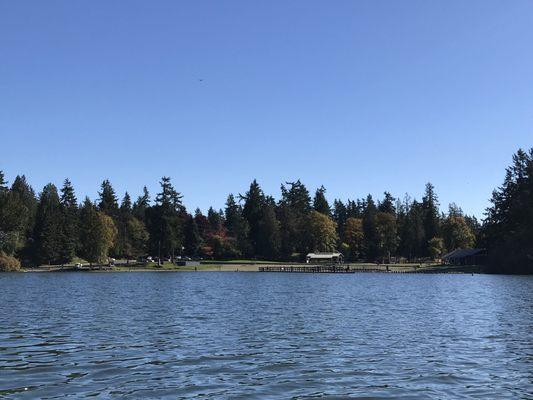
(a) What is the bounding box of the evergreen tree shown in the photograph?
[281,180,312,214]
[346,199,363,219]
[0,171,7,192]
[224,194,251,257]
[184,215,202,256]
[98,179,119,217]
[132,186,150,222]
[59,179,79,263]
[362,195,378,260]
[278,180,312,258]
[403,200,426,260]
[146,177,185,259]
[483,148,533,273]
[10,175,38,238]
[375,211,398,262]
[240,180,265,255]
[313,185,331,216]
[194,208,210,241]
[257,197,281,259]
[378,192,396,215]
[422,183,440,254]
[207,207,223,233]
[120,192,132,212]
[332,199,348,242]
[114,192,148,259]
[33,184,63,265]
[156,177,184,212]
[9,175,37,261]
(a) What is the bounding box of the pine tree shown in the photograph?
[313,185,331,216]
[132,186,150,222]
[483,148,533,273]
[0,171,7,192]
[207,207,223,233]
[146,177,185,259]
[279,180,312,258]
[98,179,119,217]
[378,192,396,215]
[257,197,281,259]
[362,195,378,260]
[114,192,145,259]
[184,215,201,256]
[224,194,251,257]
[422,183,440,254]
[10,175,38,239]
[156,177,184,212]
[332,199,348,243]
[121,192,132,212]
[33,184,63,265]
[9,175,37,261]
[240,180,265,255]
[59,179,79,263]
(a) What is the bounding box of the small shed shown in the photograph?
[306,252,344,264]
[442,248,486,266]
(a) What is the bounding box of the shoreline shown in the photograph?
[19,263,483,274]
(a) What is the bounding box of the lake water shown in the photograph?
[0,272,531,399]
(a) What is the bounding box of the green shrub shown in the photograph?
[0,252,21,272]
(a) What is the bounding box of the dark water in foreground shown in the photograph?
[0,273,531,399]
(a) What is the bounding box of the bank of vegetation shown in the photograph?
[1,148,531,274]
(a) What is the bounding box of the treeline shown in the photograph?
[481,148,533,274]
[0,171,482,269]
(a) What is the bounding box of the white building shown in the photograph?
[306,252,344,264]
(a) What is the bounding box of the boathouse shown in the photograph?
[442,248,486,266]
[306,252,344,264]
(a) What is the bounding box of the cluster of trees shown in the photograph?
[482,148,533,274]
[1,170,482,268]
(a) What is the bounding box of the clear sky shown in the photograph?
[1,1,532,218]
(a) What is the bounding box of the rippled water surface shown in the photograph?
[0,272,532,399]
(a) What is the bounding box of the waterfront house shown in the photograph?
[442,248,486,266]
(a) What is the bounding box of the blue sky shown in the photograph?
[1,1,532,217]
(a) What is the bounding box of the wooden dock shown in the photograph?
[259,265,354,273]
[258,264,478,274]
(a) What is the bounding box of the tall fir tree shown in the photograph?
[483,148,533,273]
[422,183,440,254]
[279,180,312,258]
[184,215,202,256]
[146,177,185,259]
[240,180,265,255]
[33,184,63,265]
[332,199,348,244]
[224,194,251,257]
[362,195,378,260]
[257,197,281,259]
[313,185,331,216]
[59,179,79,263]
[132,186,150,223]
[378,192,396,215]
[98,179,119,217]
[0,171,7,192]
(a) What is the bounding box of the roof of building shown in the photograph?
[442,248,485,259]
[306,252,343,259]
